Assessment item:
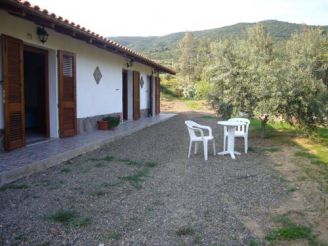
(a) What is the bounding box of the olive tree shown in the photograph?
[207,24,328,137]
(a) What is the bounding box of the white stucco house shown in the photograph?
[0,0,175,151]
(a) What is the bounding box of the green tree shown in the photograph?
[208,24,328,136]
[179,32,197,82]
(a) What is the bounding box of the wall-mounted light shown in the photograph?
[37,26,49,44]
[126,58,134,68]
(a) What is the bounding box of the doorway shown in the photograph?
[122,69,128,121]
[23,46,49,144]
[148,75,153,117]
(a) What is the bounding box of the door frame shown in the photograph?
[23,45,50,138]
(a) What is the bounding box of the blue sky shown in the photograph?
[30,0,328,36]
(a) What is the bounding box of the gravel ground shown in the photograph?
[0,113,289,245]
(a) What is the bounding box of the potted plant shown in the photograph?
[103,115,120,130]
[97,119,108,130]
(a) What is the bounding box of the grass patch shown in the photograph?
[295,151,317,159]
[250,118,296,137]
[90,190,106,197]
[94,162,108,168]
[38,180,51,187]
[266,215,317,243]
[118,159,142,166]
[287,186,297,193]
[48,209,91,228]
[266,225,312,241]
[185,100,201,110]
[0,183,29,192]
[90,155,115,162]
[60,167,71,173]
[119,160,157,189]
[248,239,259,246]
[248,146,256,152]
[104,229,122,241]
[263,147,281,152]
[200,115,218,120]
[119,168,150,189]
[101,182,121,188]
[294,149,328,192]
[145,161,157,168]
[160,84,179,100]
[14,233,27,241]
[176,225,195,236]
[251,118,328,192]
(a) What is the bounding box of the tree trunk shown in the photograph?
[259,114,269,139]
[260,120,266,139]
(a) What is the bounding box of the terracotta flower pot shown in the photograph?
[97,120,108,130]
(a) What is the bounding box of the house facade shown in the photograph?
[0,0,175,151]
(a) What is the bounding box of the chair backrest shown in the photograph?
[228,118,250,134]
[185,120,199,139]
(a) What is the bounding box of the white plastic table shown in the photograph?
[217,121,246,159]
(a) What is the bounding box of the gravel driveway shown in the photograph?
[0,113,289,245]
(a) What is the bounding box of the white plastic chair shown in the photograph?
[185,120,216,161]
[223,118,250,153]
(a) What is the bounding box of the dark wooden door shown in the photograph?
[133,71,140,120]
[122,70,128,120]
[148,75,153,116]
[2,35,25,151]
[58,50,77,137]
[155,76,161,115]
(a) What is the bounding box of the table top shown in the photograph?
[217,121,246,127]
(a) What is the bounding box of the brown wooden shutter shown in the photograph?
[2,35,25,151]
[58,50,77,137]
[133,71,140,120]
[155,77,161,115]
[148,75,153,116]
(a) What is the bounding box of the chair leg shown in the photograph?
[213,140,216,155]
[203,140,208,161]
[244,136,248,153]
[188,141,192,158]
[223,135,227,151]
[194,142,198,154]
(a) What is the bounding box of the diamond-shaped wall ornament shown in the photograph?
[93,66,102,84]
[140,76,144,88]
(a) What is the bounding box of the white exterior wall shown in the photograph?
[0,10,154,137]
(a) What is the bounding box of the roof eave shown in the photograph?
[0,0,176,75]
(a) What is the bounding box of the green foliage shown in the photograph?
[113,21,328,132]
[209,24,327,134]
[103,116,120,128]
[110,20,328,63]
[194,80,213,99]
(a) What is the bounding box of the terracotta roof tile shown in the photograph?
[3,0,175,74]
